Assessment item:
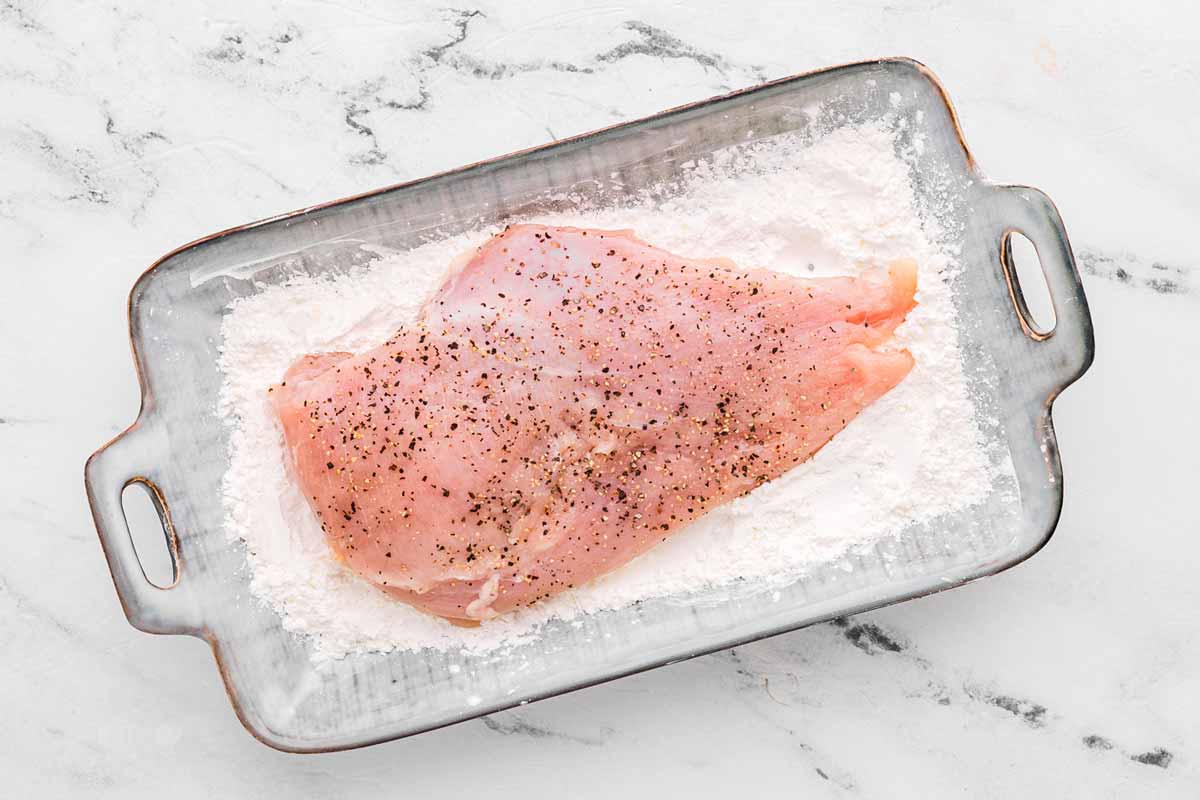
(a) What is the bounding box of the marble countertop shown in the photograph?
[3,1,1196,796]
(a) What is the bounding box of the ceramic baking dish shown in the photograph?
[85,58,1093,752]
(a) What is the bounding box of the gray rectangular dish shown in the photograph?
[85,58,1093,752]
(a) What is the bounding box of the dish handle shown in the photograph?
[85,418,201,635]
[984,185,1095,395]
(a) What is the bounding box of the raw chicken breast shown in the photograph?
[271,225,917,622]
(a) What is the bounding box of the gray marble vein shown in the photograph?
[0,0,41,33]
[479,713,610,747]
[1078,249,1193,296]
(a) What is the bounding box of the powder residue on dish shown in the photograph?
[217,121,1015,661]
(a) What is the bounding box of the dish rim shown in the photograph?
[85,56,1093,752]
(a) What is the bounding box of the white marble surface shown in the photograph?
[2,1,1197,796]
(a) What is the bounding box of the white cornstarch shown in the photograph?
[218,122,1011,661]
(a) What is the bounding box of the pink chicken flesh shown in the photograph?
[271,225,917,622]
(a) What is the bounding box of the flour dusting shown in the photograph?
[218,122,1011,661]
